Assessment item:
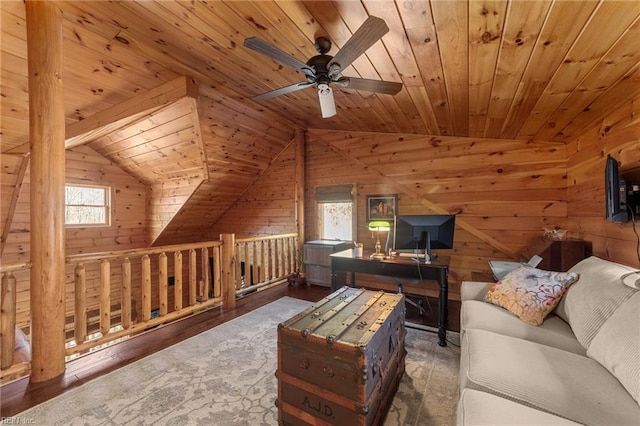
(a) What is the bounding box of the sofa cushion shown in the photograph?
[484,266,579,325]
[556,256,637,349]
[460,329,640,425]
[461,300,585,354]
[587,291,640,404]
[460,281,491,302]
[457,389,581,426]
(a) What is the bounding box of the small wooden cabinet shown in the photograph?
[303,240,351,287]
[522,238,587,272]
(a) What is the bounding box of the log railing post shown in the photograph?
[174,251,183,311]
[74,264,86,343]
[189,249,197,306]
[236,243,243,289]
[141,255,151,321]
[1,273,17,369]
[26,0,66,383]
[221,234,236,309]
[258,241,265,283]
[121,258,131,329]
[201,247,209,302]
[213,247,221,298]
[100,259,111,335]
[159,253,168,315]
[252,241,259,285]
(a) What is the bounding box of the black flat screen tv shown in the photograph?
[605,155,628,223]
[393,214,455,257]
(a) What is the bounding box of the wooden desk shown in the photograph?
[330,249,450,346]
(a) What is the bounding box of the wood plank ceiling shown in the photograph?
[2,1,640,243]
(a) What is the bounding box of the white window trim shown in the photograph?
[65,183,112,228]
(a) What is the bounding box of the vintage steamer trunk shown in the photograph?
[277,287,406,426]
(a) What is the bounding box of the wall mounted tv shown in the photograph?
[393,214,456,258]
[605,155,628,223]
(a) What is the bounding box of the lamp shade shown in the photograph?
[368,220,391,231]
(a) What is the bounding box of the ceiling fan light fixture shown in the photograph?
[317,83,336,118]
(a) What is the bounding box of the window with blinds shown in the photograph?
[316,185,354,241]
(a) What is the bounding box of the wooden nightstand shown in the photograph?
[522,238,587,272]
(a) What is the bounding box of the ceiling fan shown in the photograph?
[243,16,403,118]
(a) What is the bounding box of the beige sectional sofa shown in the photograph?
[457,256,640,425]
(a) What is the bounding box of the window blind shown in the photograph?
[315,184,353,203]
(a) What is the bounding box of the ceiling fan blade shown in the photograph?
[252,82,313,101]
[317,84,336,118]
[336,77,403,95]
[329,16,389,72]
[244,37,311,74]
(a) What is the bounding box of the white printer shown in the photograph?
[489,255,543,280]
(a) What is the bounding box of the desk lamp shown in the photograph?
[368,220,391,260]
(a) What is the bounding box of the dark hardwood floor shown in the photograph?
[0,283,330,418]
[0,283,460,418]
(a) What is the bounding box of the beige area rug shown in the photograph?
[13,297,460,425]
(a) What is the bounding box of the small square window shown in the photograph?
[65,185,110,226]
[319,202,353,241]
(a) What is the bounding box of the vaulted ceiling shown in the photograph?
[2,1,639,242]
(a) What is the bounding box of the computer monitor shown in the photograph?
[393,214,456,258]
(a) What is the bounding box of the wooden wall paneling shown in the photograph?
[0,72,29,152]
[197,86,300,142]
[519,1,640,140]
[93,103,196,156]
[397,0,451,135]
[501,1,598,138]
[147,179,205,246]
[328,0,426,133]
[159,0,318,113]
[1,3,29,153]
[55,2,205,83]
[158,0,317,112]
[555,65,640,143]
[484,0,551,138]
[467,0,507,137]
[0,154,29,255]
[534,17,640,142]
[404,86,440,136]
[58,0,304,148]
[208,141,298,239]
[363,2,426,98]
[59,21,176,93]
[431,0,469,136]
[307,129,573,279]
[566,94,640,267]
[65,76,198,149]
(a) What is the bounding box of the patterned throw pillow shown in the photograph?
[485,266,580,325]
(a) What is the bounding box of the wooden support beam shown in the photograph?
[65,75,198,149]
[7,76,199,153]
[26,0,67,382]
[0,154,30,256]
[295,130,305,251]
